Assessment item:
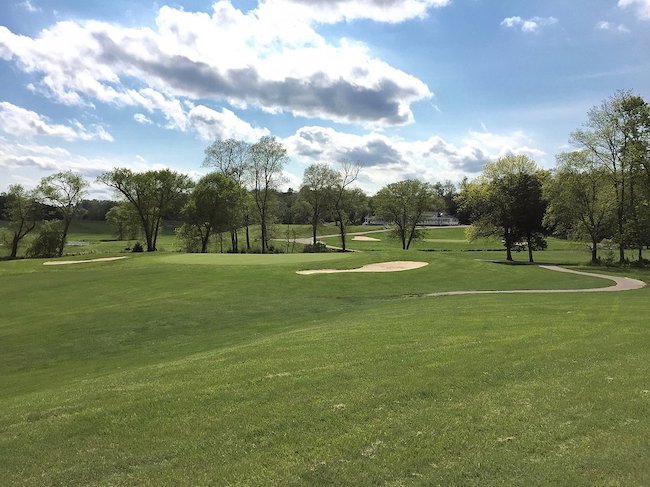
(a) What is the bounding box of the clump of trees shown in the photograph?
[457,155,548,263]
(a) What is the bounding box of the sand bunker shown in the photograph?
[352,236,381,242]
[297,261,428,275]
[43,256,128,266]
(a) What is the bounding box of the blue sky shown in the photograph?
[1,0,649,198]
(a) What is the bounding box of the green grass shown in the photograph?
[1,229,649,485]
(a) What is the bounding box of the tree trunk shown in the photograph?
[246,225,251,250]
[201,227,211,253]
[639,246,643,263]
[10,234,19,259]
[230,230,237,253]
[58,217,72,257]
[526,233,534,263]
[338,213,347,251]
[591,238,598,264]
[219,233,223,253]
[312,217,318,246]
[504,228,513,262]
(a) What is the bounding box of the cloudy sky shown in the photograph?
[1,0,649,198]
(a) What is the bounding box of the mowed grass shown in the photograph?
[1,244,649,485]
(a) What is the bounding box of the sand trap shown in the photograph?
[297,261,428,275]
[352,236,381,242]
[43,256,128,266]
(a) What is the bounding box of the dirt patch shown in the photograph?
[296,261,428,275]
[43,256,128,266]
[352,236,381,242]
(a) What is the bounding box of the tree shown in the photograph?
[37,171,88,257]
[249,136,287,253]
[181,172,244,253]
[98,169,193,252]
[457,154,541,262]
[1,185,41,259]
[374,179,437,250]
[544,151,615,264]
[105,202,140,240]
[511,170,548,263]
[202,138,252,251]
[300,163,339,245]
[332,161,361,251]
[570,91,650,263]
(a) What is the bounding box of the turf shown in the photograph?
[0,237,648,485]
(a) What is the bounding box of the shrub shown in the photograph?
[26,221,63,258]
[303,242,329,253]
[131,242,144,253]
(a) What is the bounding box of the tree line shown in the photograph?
[457,90,650,265]
[3,90,647,262]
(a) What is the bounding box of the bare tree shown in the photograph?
[333,161,360,251]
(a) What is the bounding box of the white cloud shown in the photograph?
[257,0,450,24]
[0,101,113,142]
[618,0,650,19]
[283,126,545,193]
[0,2,434,126]
[188,105,270,142]
[595,20,631,32]
[133,113,153,125]
[501,16,558,33]
[19,0,41,13]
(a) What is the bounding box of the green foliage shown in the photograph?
[1,184,41,258]
[37,171,89,257]
[131,241,144,252]
[26,220,63,258]
[374,179,439,249]
[458,154,546,262]
[105,201,140,240]
[302,241,329,253]
[98,168,193,252]
[174,223,202,253]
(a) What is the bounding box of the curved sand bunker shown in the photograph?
[43,256,128,266]
[352,236,381,242]
[296,261,428,275]
[426,265,646,296]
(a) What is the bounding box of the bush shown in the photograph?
[131,242,144,252]
[303,242,329,253]
[26,221,62,258]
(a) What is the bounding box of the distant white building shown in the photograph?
[363,211,459,226]
[418,211,459,226]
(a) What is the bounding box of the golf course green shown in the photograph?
[1,228,648,486]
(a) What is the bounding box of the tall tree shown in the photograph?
[202,138,252,251]
[457,154,540,262]
[98,169,193,252]
[570,91,649,263]
[181,173,244,253]
[545,151,615,264]
[300,163,339,245]
[37,171,88,257]
[249,136,287,253]
[374,179,437,250]
[511,170,548,263]
[1,185,41,259]
[332,161,361,251]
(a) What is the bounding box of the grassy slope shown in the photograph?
[0,242,648,485]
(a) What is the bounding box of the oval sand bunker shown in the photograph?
[296,261,428,275]
[351,236,381,242]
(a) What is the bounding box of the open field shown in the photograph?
[1,229,649,485]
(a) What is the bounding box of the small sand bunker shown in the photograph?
[352,236,381,242]
[297,260,428,275]
[43,256,128,266]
